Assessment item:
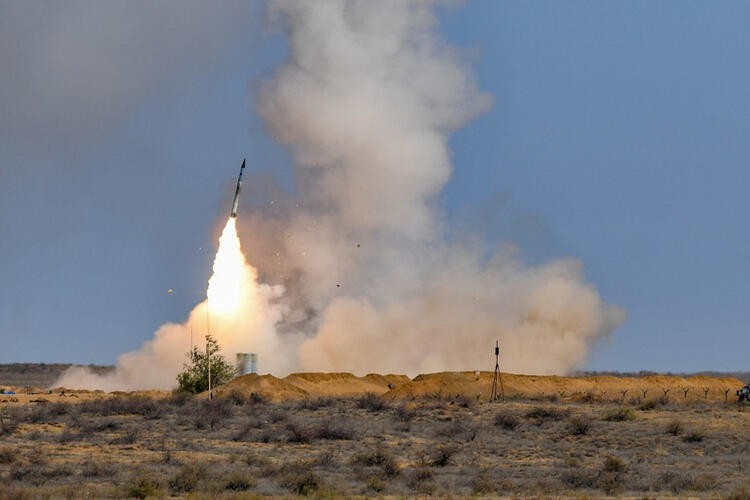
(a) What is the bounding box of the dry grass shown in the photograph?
[0,392,748,497]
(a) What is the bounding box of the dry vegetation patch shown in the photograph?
[0,390,748,497]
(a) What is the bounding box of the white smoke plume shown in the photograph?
[245,0,625,375]
[57,0,624,390]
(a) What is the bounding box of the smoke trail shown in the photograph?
[242,0,625,375]
[56,219,289,391]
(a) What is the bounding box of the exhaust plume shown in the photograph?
[244,0,625,375]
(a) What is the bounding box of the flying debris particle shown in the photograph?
[167,289,173,294]
[336,284,341,287]
[356,243,361,248]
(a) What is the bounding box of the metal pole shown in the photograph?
[207,337,212,400]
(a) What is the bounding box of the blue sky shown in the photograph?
[1,1,748,373]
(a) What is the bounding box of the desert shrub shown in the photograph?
[525,406,568,422]
[433,420,465,438]
[683,430,704,443]
[352,447,399,477]
[686,473,718,491]
[244,452,270,468]
[312,420,355,440]
[567,415,591,435]
[658,471,692,494]
[78,396,162,419]
[366,476,386,492]
[169,463,205,493]
[407,467,434,494]
[110,428,139,445]
[0,447,16,464]
[232,418,263,441]
[639,395,669,411]
[11,465,73,486]
[430,444,458,467]
[81,459,114,478]
[297,397,334,411]
[472,470,497,495]
[560,468,596,488]
[726,486,750,500]
[0,412,18,435]
[356,393,389,412]
[666,420,683,436]
[494,412,519,430]
[596,471,624,494]
[602,455,627,473]
[224,471,256,491]
[394,405,416,422]
[450,394,475,408]
[125,470,164,499]
[315,451,335,467]
[193,397,233,430]
[285,421,313,444]
[602,407,636,422]
[279,468,322,495]
[226,390,249,406]
[167,391,192,407]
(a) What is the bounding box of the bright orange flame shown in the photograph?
[207,218,246,317]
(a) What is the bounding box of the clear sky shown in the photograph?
[1,1,748,373]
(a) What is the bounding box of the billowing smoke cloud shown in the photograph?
[57,0,624,390]
[243,0,625,375]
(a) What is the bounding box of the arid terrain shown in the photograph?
[1,367,750,498]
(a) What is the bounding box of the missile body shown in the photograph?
[230,159,246,218]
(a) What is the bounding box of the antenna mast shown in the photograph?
[490,340,505,401]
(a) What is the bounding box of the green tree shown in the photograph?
[176,334,235,394]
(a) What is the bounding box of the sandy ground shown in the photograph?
[2,372,745,406]
[216,371,745,404]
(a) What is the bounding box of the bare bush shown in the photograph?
[394,405,416,422]
[351,447,399,477]
[285,421,313,444]
[494,412,520,430]
[525,406,568,422]
[406,467,434,494]
[429,444,458,467]
[312,419,356,440]
[224,471,256,491]
[169,463,205,493]
[0,446,16,464]
[602,407,636,422]
[296,397,335,411]
[192,398,233,430]
[567,415,591,435]
[279,467,323,495]
[666,420,683,436]
[683,430,704,443]
[356,393,389,412]
[125,470,164,499]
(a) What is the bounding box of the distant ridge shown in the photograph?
[0,363,114,389]
[575,370,750,383]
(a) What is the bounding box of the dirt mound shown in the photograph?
[217,374,308,402]
[385,371,745,402]
[283,372,410,397]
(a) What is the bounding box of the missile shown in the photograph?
[230,159,245,218]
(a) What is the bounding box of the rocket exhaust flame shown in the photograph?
[207,218,245,317]
[54,215,289,391]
